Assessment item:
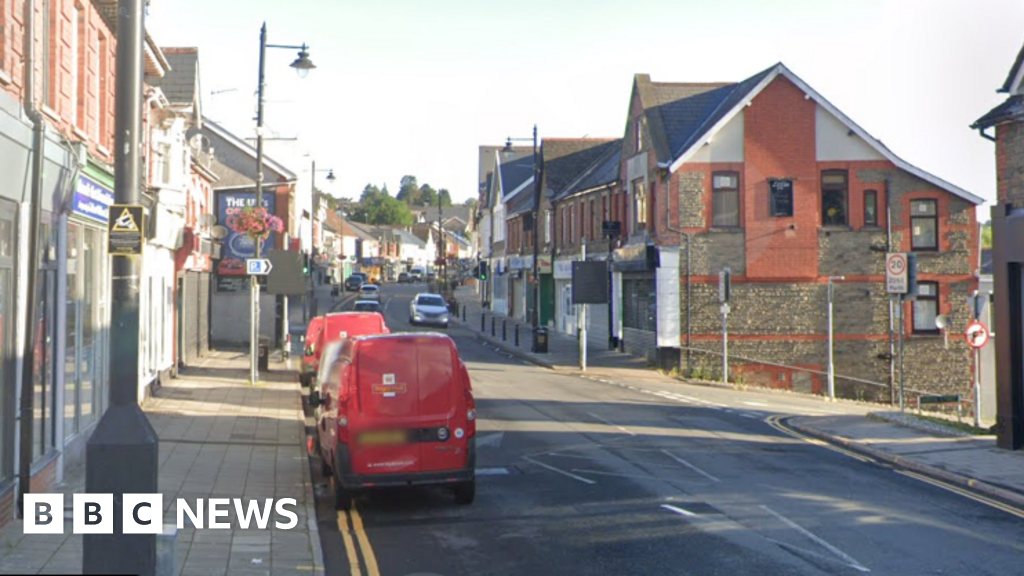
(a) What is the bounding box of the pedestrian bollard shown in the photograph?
[502,319,507,341]
[481,313,486,332]
[514,324,520,346]
[491,316,496,336]
[462,306,467,322]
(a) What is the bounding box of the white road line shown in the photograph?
[383,296,392,311]
[661,504,698,517]
[660,450,721,483]
[522,456,597,485]
[587,412,636,436]
[742,401,770,407]
[741,413,759,419]
[760,505,870,573]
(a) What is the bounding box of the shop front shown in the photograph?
[554,259,575,335]
[537,255,554,328]
[613,244,660,360]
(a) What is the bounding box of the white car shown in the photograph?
[358,284,380,301]
[409,293,449,328]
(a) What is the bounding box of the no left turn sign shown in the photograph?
[965,320,990,349]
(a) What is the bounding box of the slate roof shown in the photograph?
[973,95,1024,129]
[981,249,993,275]
[345,221,380,242]
[505,182,536,217]
[410,223,436,244]
[639,63,982,205]
[193,120,296,189]
[415,205,474,226]
[479,145,530,197]
[394,228,426,248]
[1001,43,1024,93]
[541,139,619,198]
[499,154,535,201]
[150,48,200,107]
[558,140,623,200]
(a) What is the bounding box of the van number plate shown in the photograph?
[358,430,407,446]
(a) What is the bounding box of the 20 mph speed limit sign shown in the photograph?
[965,320,990,349]
[886,253,908,294]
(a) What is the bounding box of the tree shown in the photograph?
[982,221,993,249]
[397,175,420,205]
[463,197,478,208]
[369,196,415,226]
[360,183,382,204]
[419,184,438,207]
[438,188,452,208]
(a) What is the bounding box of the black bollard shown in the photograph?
[481,313,485,332]
[502,319,507,341]
[491,316,496,336]
[515,324,520,346]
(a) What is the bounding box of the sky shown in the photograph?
[148,0,1024,211]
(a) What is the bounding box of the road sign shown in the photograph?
[266,250,306,295]
[965,320,990,349]
[886,253,908,294]
[107,204,144,255]
[246,258,273,275]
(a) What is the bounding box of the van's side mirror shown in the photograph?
[309,391,321,407]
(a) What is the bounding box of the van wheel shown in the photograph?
[453,480,475,505]
[333,475,352,511]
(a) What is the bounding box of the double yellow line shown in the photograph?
[337,504,381,576]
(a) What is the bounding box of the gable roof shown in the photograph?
[194,119,297,189]
[394,229,427,248]
[541,138,619,199]
[506,182,536,217]
[559,139,623,200]
[973,95,1024,130]
[499,154,535,201]
[345,221,380,242]
[149,47,202,123]
[1001,42,1024,94]
[414,205,473,225]
[653,63,982,205]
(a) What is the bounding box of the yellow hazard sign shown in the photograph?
[108,204,145,255]
[112,207,140,232]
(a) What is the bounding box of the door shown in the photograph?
[0,204,14,480]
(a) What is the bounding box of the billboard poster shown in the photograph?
[216,191,277,276]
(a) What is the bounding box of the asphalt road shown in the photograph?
[305,282,1024,576]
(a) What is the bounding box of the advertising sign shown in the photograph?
[72,175,115,224]
[217,191,277,276]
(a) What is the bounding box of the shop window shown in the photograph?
[911,199,938,251]
[912,282,939,334]
[623,278,656,332]
[821,170,848,226]
[712,172,739,227]
[864,190,878,226]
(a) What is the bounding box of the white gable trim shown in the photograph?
[667,64,984,205]
[505,176,534,201]
[205,120,298,181]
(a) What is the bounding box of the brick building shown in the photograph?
[616,64,981,400]
[973,42,1024,449]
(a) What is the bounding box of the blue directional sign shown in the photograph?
[246,258,273,275]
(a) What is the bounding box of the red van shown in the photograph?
[312,333,476,509]
[300,316,326,387]
[301,312,389,387]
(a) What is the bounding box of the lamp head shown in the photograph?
[290,45,315,78]
[502,137,514,154]
[326,170,336,182]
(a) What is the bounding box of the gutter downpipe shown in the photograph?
[18,0,46,517]
[662,168,691,376]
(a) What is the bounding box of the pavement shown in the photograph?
[451,285,1024,512]
[0,349,321,576]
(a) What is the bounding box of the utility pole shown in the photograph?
[83,1,158,574]
[827,276,845,401]
[579,240,587,371]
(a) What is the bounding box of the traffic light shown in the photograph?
[302,253,310,275]
[905,252,918,300]
[478,261,489,281]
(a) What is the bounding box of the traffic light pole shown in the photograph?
[83,1,158,573]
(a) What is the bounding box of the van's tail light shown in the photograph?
[465,389,476,436]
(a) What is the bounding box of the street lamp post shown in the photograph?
[504,126,541,344]
[827,275,845,401]
[251,23,315,384]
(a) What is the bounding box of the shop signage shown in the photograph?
[554,259,574,280]
[572,261,609,304]
[508,256,533,270]
[612,244,658,272]
[216,191,277,276]
[538,255,552,274]
[107,204,144,256]
[215,275,248,293]
[73,175,114,224]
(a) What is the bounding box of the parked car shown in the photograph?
[352,300,383,314]
[397,272,411,283]
[303,312,390,387]
[409,293,449,328]
[358,284,380,301]
[311,333,476,509]
[344,274,367,292]
[300,316,326,387]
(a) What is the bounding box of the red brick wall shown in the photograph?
[0,0,115,160]
[743,76,819,279]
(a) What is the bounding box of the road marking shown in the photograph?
[741,413,759,419]
[476,467,510,476]
[760,505,870,573]
[743,401,770,407]
[336,511,363,576]
[522,455,597,485]
[383,296,392,311]
[661,504,698,517]
[587,412,635,436]
[765,415,874,464]
[895,469,1024,521]
[350,504,381,576]
[660,450,721,483]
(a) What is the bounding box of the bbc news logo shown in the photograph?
[24,494,299,534]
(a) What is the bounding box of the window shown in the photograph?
[712,172,739,227]
[769,179,793,217]
[864,190,878,226]
[632,179,647,232]
[635,119,642,153]
[623,279,656,331]
[910,199,938,251]
[98,34,109,145]
[544,210,551,244]
[912,282,939,333]
[821,170,848,226]
[589,199,596,240]
[73,3,85,129]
